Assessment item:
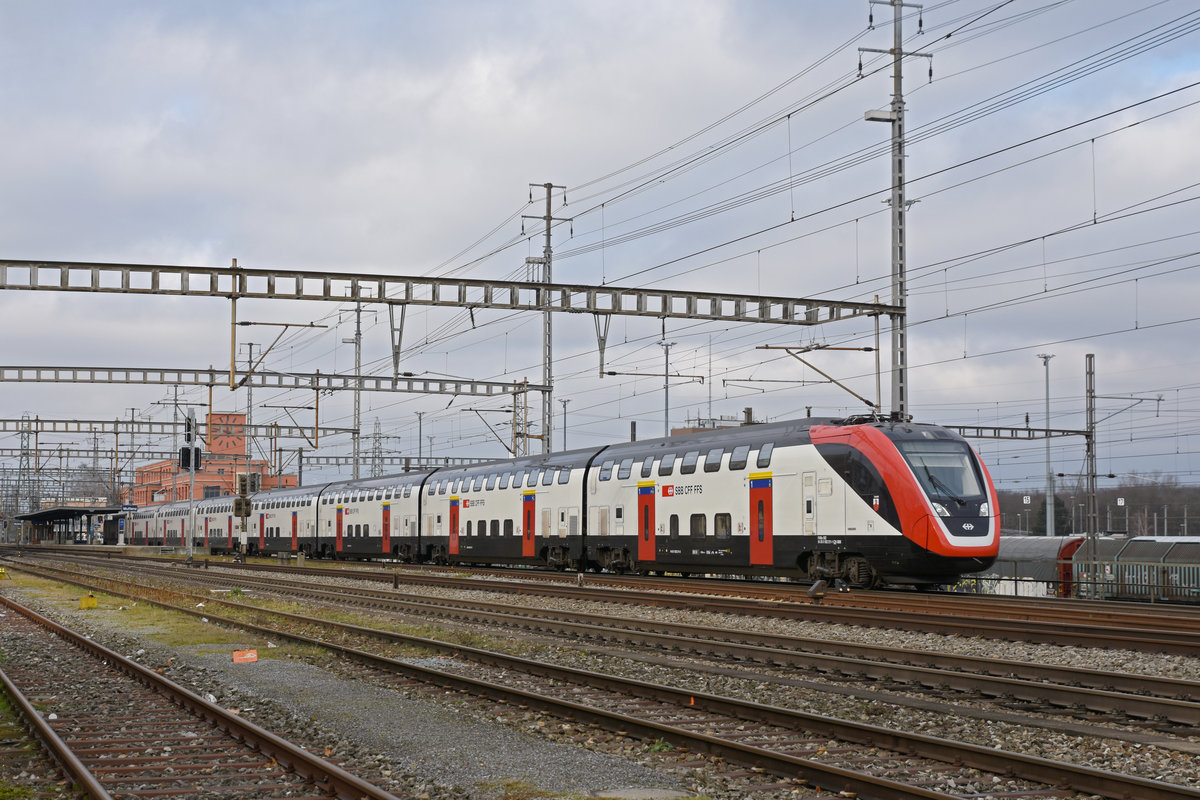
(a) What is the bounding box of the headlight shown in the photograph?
[932,502,951,517]
[979,502,990,517]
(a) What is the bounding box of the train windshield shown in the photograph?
[895,440,985,502]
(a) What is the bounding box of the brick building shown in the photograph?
[121,412,297,506]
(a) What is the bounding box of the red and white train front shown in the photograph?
[808,421,999,585]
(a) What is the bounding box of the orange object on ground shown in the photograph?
[231,649,258,663]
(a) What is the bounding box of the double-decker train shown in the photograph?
[128,417,999,587]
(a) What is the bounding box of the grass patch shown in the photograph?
[3,573,305,659]
[0,781,39,800]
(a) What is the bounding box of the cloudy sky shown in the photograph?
[1,0,1198,495]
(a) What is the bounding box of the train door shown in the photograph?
[382,503,391,554]
[258,513,265,551]
[802,471,816,535]
[203,517,209,548]
[227,515,233,550]
[637,481,656,562]
[335,506,344,553]
[749,472,774,566]
[291,511,298,551]
[449,497,460,555]
[522,491,536,557]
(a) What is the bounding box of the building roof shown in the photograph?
[16,505,123,524]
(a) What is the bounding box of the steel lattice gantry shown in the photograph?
[0,366,546,398]
[0,258,894,325]
[0,418,355,439]
[0,449,490,469]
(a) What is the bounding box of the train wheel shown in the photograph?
[844,556,876,588]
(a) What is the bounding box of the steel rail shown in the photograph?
[0,660,114,799]
[0,594,401,800]
[9,559,1199,800]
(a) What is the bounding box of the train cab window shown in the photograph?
[557,469,570,484]
[704,448,724,472]
[542,468,556,486]
[526,468,540,487]
[690,514,707,537]
[617,458,634,480]
[669,514,680,537]
[658,453,676,477]
[680,450,700,475]
[599,460,614,481]
[487,473,499,490]
[715,513,732,539]
[729,445,750,470]
[757,442,774,468]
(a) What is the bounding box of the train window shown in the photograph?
[714,513,731,539]
[438,480,448,495]
[729,445,750,470]
[617,458,634,480]
[690,514,706,537]
[704,448,724,472]
[669,514,680,537]
[658,453,676,476]
[500,472,512,489]
[599,460,614,481]
[680,451,700,475]
[490,519,499,536]
[615,506,623,521]
[466,521,473,537]
[511,470,524,488]
[404,485,412,498]
[487,473,498,490]
[557,469,570,485]
[541,468,555,486]
[757,442,774,468]
[364,523,370,536]
[471,475,484,492]
[504,519,514,537]
[526,468,540,487]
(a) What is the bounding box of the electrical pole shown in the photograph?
[240,343,256,480]
[861,1,931,421]
[523,182,568,454]
[559,398,570,451]
[342,301,363,479]
[1037,353,1055,537]
[660,341,676,438]
[415,411,424,464]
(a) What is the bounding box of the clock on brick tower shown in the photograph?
[208,412,246,457]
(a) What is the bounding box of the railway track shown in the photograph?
[27,555,1200,740]
[0,593,401,800]
[5,556,1199,800]
[31,547,1200,655]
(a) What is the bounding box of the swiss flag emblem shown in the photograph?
[662,486,674,497]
